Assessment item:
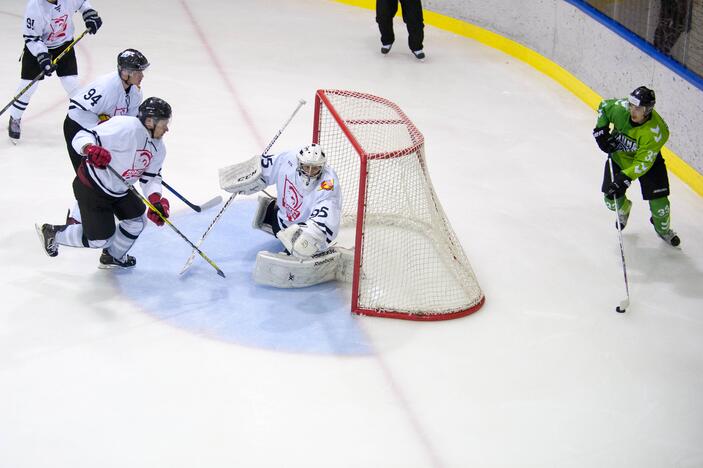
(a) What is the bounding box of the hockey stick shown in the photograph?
[0,30,89,117]
[178,98,306,275]
[104,164,226,278]
[608,156,630,313]
[161,180,222,213]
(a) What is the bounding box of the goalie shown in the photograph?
[219,144,352,288]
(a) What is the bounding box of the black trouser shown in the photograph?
[63,116,85,172]
[20,41,78,80]
[601,154,670,200]
[376,0,424,51]
[262,197,283,235]
[73,164,146,241]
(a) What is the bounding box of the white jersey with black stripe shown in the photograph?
[22,0,94,56]
[72,116,166,198]
[68,72,143,130]
[260,149,342,248]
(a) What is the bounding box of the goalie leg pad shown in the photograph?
[254,249,341,288]
[252,195,277,236]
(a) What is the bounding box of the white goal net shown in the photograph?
[313,90,485,320]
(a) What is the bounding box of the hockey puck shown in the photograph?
[615,306,626,313]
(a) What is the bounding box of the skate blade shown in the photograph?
[9,137,18,145]
[97,263,135,271]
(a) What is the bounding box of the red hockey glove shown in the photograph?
[147,193,170,226]
[84,144,111,168]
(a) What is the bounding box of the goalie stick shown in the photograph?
[178,98,306,276]
[104,164,226,278]
[162,180,222,213]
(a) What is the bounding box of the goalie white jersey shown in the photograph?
[261,150,342,249]
[22,0,94,56]
[67,71,142,130]
[72,115,166,198]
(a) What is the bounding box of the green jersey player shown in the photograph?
[593,86,680,246]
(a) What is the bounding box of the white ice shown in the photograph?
[1,1,702,467]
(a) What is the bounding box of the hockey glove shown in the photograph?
[605,172,631,198]
[36,52,55,76]
[82,9,102,34]
[147,193,170,226]
[84,144,111,168]
[593,126,618,154]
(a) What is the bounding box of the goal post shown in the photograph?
[313,89,485,321]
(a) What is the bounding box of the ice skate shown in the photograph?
[650,217,680,247]
[35,223,59,257]
[98,250,136,269]
[381,43,392,55]
[412,49,426,61]
[8,116,20,144]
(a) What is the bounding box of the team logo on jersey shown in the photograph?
[47,15,68,42]
[318,179,334,191]
[114,107,128,116]
[282,176,302,221]
[123,149,153,179]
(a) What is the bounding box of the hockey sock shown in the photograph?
[649,197,671,235]
[55,224,87,247]
[604,195,631,214]
[9,80,39,120]
[68,202,82,224]
[106,217,144,259]
[59,75,80,96]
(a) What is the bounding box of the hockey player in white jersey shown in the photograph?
[62,48,148,224]
[220,144,352,287]
[36,97,171,269]
[8,0,103,142]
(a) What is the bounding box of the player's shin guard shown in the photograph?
[55,224,88,247]
[59,75,80,96]
[106,217,145,260]
[649,197,671,235]
[604,195,632,229]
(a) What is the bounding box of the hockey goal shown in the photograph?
[313,89,485,321]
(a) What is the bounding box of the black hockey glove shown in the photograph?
[593,126,618,154]
[82,9,103,34]
[36,52,55,76]
[605,171,631,198]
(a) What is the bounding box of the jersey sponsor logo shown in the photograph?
[282,176,303,221]
[318,179,334,191]
[123,149,153,179]
[47,14,68,42]
[114,106,128,116]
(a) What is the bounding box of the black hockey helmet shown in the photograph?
[628,86,655,114]
[138,97,172,124]
[117,48,149,72]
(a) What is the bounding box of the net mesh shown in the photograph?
[314,90,484,320]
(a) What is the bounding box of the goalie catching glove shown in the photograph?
[146,193,170,226]
[219,155,267,195]
[276,222,328,259]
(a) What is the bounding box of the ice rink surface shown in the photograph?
[1,1,702,467]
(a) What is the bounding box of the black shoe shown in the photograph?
[8,116,20,140]
[99,249,136,269]
[35,223,59,257]
[381,43,392,55]
[412,49,426,60]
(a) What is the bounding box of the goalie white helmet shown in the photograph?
[296,144,326,188]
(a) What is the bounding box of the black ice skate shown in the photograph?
[8,117,20,143]
[412,49,426,60]
[650,217,681,247]
[99,250,136,269]
[35,223,59,257]
[381,43,392,55]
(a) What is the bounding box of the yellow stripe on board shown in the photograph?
[332,0,703,196]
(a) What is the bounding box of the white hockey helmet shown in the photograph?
[296,144,326,187]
